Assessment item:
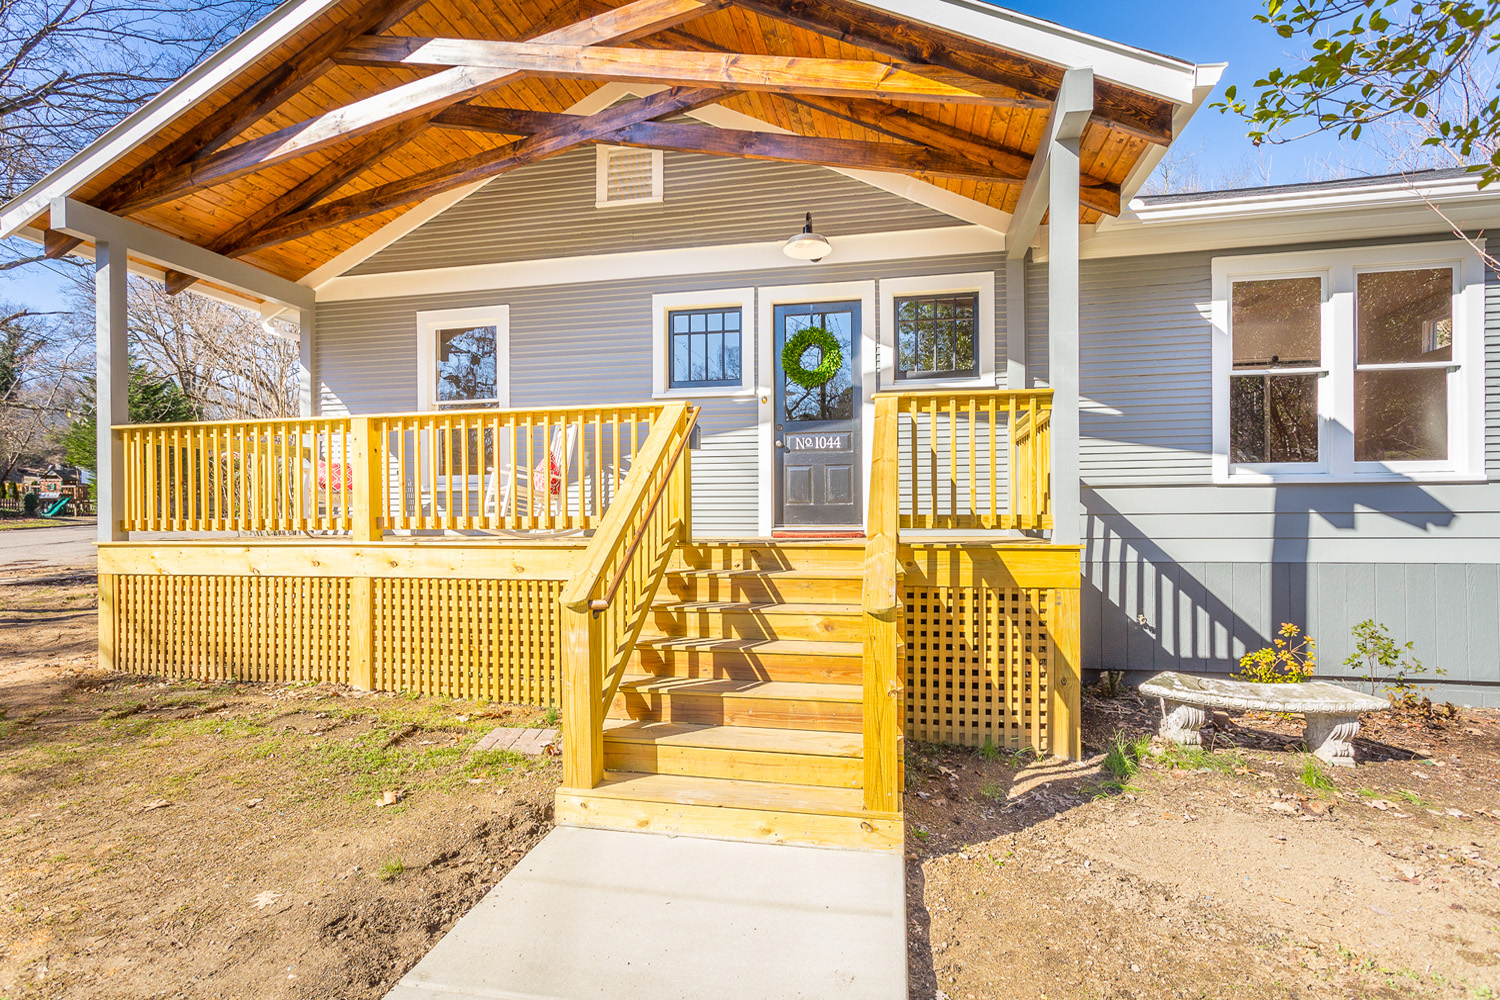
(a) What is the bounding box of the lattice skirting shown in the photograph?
[111,574,353,685]
[107,574,562,705]
[372,577,562,704]
[903,585,1059,752]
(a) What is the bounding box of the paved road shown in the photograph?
[0,524,97,573]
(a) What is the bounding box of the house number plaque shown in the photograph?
[787,434,848,451]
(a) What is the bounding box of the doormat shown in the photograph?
[771,529,866,539]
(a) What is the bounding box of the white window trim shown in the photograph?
[596,146,664,208]
[878,271,997,389]
[1211,241,1486,485]
[756,280,878,536]
[416,305,511,411]
[651,288,757,399]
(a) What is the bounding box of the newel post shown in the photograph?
[862,395,903,812]
[348,416,380,691]
[561,602,605,789]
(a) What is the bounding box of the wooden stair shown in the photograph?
[554,541,902,851]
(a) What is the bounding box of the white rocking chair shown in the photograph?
[487,422,579,523]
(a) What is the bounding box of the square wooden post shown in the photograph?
[562,603,605,790]
[348,416,381,691]
[1048,583,1083,760]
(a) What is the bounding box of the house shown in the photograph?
[2,0,1493,850]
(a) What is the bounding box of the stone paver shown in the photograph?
[472,726,558,756]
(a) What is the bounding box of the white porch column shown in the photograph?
[298,305,317,417]
[95,240,129,543]
[1004,256,1027,389]
[1043,68,1093,547]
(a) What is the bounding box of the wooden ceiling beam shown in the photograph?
[728,0,1174,146]
[338,37,1025,106]
[43,229,83,259]
[96,0,433,214]
[237,86,729,257]
[437,106,1025,182]
[101,0,730,217]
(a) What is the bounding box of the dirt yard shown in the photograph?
[906,692,1500,1000]
[0,570,560,1000]
[4,566,1498,1000]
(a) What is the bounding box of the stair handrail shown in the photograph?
[860,394,903,812]
[559,399,697,792]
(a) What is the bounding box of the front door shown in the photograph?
[774,300,861,527]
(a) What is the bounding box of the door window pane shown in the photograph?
[782,309,854,422]
[1357,268,1453,363]
[1230,373,1319,463]
[669,308,742,388]
[1231,277,1322,369]
[894,293,978,380]
[1355,368,1448,461]
[436,325,498,405]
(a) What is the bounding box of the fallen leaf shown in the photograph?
[251,890,282,910]
[132,799,171,814]
[1367,799,1398,811]
[1268,801,1300,815]
[374,789,402,808]
[244,798,264,809]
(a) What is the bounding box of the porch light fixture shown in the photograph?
[783,211,831,262]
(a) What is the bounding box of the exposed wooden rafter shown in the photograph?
[728,0,1174,145]
[165,115,433,294]
[101,0,731,216]
[96,0,433,215]
[234,87,729,256]
[337,37,1024,107]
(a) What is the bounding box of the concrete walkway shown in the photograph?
[385,826,906,1000]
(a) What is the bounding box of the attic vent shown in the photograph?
[596,146,663,207]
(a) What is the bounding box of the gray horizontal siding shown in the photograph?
[1085,556,1500,706]
[1488,262,1500,479]
[347,149,966,276]
[317,251,1006,536]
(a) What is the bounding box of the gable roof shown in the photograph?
[1,0,1215,292]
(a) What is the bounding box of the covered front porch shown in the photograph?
[0,0,1218,843]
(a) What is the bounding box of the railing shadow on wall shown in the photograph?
[1082,485,1456,681]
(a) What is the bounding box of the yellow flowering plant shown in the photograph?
[1234,623,1316,684]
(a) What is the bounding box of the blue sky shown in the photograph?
[1,1,1360,316]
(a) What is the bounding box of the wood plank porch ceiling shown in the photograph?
[54,0,1176,288]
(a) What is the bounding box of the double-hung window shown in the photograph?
[1212,243,1484,482]
[417,306,510,411]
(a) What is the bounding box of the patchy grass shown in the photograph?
[1300,759,1336,793]
[1102,732,1150,781]
[1154,743,1246,773]
[376,857,407,882]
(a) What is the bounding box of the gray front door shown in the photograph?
[774,300,861,527]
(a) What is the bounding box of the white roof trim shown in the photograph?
[0,0,343,239]
[1038,171,1500,260]
[872,0,1202,105]
[304,80,1013,288]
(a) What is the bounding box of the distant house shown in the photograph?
[1,0,1492,849]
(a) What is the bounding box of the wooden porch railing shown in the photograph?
[370,404,662,533]
[116,404,663,537]
[117,416,354,534]
[559,400,698,791]
[891,388,1053,531]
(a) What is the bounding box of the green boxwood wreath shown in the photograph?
[780,326,843,389]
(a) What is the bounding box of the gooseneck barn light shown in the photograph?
[782,211,831,262]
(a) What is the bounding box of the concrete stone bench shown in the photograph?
[1138,671,1390,766]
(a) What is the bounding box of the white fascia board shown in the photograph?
[315,225,1003,303]
[1040,174,1500,261]
[1096,62,1227,231]
[305,82,1011,287]
[0,0,343,239]
[870,0,1203,105]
